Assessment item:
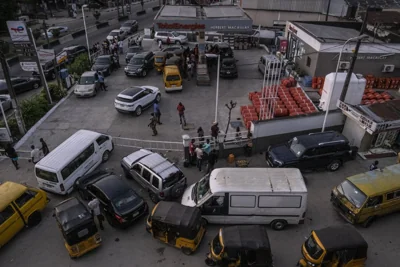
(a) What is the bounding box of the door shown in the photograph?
[373,132,387,147]
[0,205,25,247]
[201,193,229,223]
[359,195,383,222]
[130,164,145,187]
[146,53,154,69]
[150,175,161,195]
[13,189,42,222]
[81,143,97,174]
[12,79,27,93]
[298,148,319,169]
[313,146,337,168]
[384,190,400,215]
[96,135,110,154]
[141,88,155,107]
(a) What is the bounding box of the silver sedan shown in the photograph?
[0,94,12,112]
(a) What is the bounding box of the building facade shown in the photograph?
[285,21,400,78]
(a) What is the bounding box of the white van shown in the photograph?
[258,54,283,78]
[34,130,113,195]
[181,168,307,230]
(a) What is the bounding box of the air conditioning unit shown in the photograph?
[382,64,395,73]
[339,61,350,70]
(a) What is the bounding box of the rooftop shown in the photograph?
[356,99,400,122]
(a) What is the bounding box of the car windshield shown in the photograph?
[130,58,144,65]
[171,31,179,37]
[337,180,367,208]
[112,189,141,213]
[95,58,110,64]
[304,235,324,260]
[122,22,132,27]
[35,167,58,182]
[222,61,235,67]
[128,47,141,53]
[155,57,164,63]
[289,137,306,157]
[166,75,180,81]
[79,76,95,85]
[193,176,210,204]
[109,32,119,36]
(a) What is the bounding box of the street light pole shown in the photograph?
[214,54,220,122]
[321,34,369,132]
[82,5,91,64]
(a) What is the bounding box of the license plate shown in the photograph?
[171,85,176,87]
[132,211,139,218]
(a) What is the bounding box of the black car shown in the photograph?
[125,45,143,63]
[124,51,154,77]
[35,60,66,80]
[0,77,41,95]
[120,20,139,34]
[91,55,116,76]
[75,170,148,229]
[265,131,357,172]
[213,43,234,60]
[220,58,238,78]
[61,45,87,63]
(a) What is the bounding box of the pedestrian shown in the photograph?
[166,36,171,46]
[203,139,211,156]
[235,126,242,139]
[211,122,219,143]
[189,139,196,165]
[158,39,163,50]
[207,149,218,174]
[369,160,379,171]
[187,61,191,81]
[244,130,253,157]
[30,145,41,164]
[195,145,203,172]
[197,127,204,142]
[177,102,186,126]
[118,39,123,54]
[153,101,162,124]
[97,72,107,91]
[190,61,195,78]
[40,138,49,156]
[88,197,104,230]
[4,143,19,170]
[194,44,199,62]
[148,113,158,136]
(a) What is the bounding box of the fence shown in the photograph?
[0,149,31,160]
[113,137,183,152]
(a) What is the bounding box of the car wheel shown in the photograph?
[105,213,117,228]
[175,40,181,45]
[102,150,110,162]
[32,82,40,89]
[362,216,376,228]
[142,70,147,77]
[135,106,142,116]
[327,160,341,172]
[155,94,161,103]
[27,211,42,227]
[271,219,287,231]
[181,247,193,255]
[149,192,159,204]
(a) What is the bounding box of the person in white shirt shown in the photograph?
[88,198,104,230]
[195,146,203,172]
[118,40,123,54]
[158,39,162,50]
[30,145,41,164]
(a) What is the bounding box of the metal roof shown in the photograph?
[0,182,27,211]
[203,6,244,18]
[358,99,400,122]
[347,164,400,196]
[152,201,200,227]
[209,168,307,193]
[54,197,92,233]
[344,0,400,8]
[161,5,197,18]
[314,225,368,252]
[36,130,102,171]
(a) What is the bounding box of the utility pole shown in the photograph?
[340,8,370,102]
[42,20,62,90]
[325,0,331,21]
[0,49,26,135]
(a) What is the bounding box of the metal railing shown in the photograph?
[113,137,183,152]
[0,149,31,160]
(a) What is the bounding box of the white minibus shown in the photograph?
[181,167,307,230]
[34,129,113,195]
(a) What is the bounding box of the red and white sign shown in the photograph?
[7,21,29,42]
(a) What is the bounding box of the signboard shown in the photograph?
[14,43,36,57]
[0,128,11,142]
[154,20,253,32]
[37,49,55,62]
[56,51,68,64]
[6,21,29,42]
[20,62,38,72]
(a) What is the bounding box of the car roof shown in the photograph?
[152,201,200,228]
[93,175,130,200]
[0,182,27,211]
[314,225,368,252]
[222,225,271,251]
[296,131,348,148]
[97,55,110,59]
[123,20,137,24]
[120,86,143,97]
[111,29,120,32]
[81,71,97,77]
[54,197,92,233]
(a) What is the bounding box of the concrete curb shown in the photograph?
[109,19,119,26]
[87,26,98,34]
[58,34,74,44]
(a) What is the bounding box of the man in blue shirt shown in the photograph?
[97,71,107,91]
[203,139,211,156]
[153,101,162,124]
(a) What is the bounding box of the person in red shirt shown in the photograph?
[189,139,196,165]
[177,102,187,126]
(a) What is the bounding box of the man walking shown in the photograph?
[211,122,219,143]
[97,72,107,91]
[195,145,203,172]
[203,139,211,158]
[207,149,218,174]
[189,139,196,165]
[4,143,19,170]
[118,39,124,54]
[369,160,379,171]
[40,138,49,156]
[148,113,158,136]
[153,101,162,124]
[30,145,41,164]
[88,197,104,230]
[177,102,186,126]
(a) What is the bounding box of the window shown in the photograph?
[316,146,334,155]
[36,168,58,182]
[0,205,15,224]
[258,195,302,208]
[133,92,146,101]
[365,196,383,207]
[142,168,151,182]
[132,164,141,174]
[230,195,256,208]
[386,190,400,201]
[306,56,311,67]
[96,135,109,146]
[61,144,95,180]
[151,177,160,189]
[15,190,37,208]
[303,148,317,157]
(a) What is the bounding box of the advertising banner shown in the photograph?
[6,21,29,42]
[37,49,55,62]
[20,62,39,72]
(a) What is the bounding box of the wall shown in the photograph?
[292,40,319,77]
[342,117,366,148]
[251,110,345,152]
[245,10,342,28]
[315,52,400,77]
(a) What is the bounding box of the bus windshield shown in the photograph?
[193,176,210,203]
[35,167,58,182]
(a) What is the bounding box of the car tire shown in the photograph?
[27,211,42,227]
[362,216,376,228]
[105,213,117,228]
[149,192,159,204]
[175,40,181,45]
[32,82,40,89]
[135,106,142,116]
[181,247,193,255]
[102,150,110,162]
[155,94,161,103]
[327,160,341,172]
[271,219,287,231]
[142,70,147,77]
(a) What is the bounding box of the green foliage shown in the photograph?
[68,54,91,77]
[32,29,42,40]
[51,28,61,38]
[41,83,67,101]
[20,94,51,130]
[0,117,20,139]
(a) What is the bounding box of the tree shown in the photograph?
[224,100,237,141]
[0,1,18,32]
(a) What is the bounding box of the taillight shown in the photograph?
[60,184,65,192]
[159,192,164,197]
[115,214,126,223]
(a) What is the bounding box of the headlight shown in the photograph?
[124,67,128,71]
[138,68,142,72]
[307,261,316,267]
[273,159,283,166]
